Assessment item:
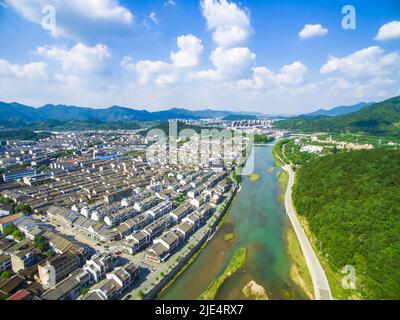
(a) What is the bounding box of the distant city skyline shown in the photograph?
[0,0,399,114]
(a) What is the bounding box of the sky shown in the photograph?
[0,0,399,115]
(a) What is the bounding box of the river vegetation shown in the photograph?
[249,173,260,182]
[198,248,248,300]
[223,233,235,242]
[292,149,400,299]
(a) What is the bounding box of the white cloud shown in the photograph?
[0,59,48,81]
[299,24,328,39]
[134,60,169,85]
[273,61,308,85]
[122,34,203,85]
[201,0,251,48]
[164,0,176,6]
[375,20,400,41]
[210,46,256,79]
[320,46,400,78]
[155,73,179,86]
[236,61,308,90]
[6,0,134,42]
[170,35,203,67]
[36,43,111,75]
[149,12,159,25]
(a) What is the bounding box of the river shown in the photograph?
[158,144,307,300]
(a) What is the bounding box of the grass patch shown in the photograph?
[224,233,235,242]
[277,170,288,202]
[249,173,260,182]
[286,226,314,299]
[198,247,248,300]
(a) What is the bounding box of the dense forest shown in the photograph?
[275,96,400,137]
[292,149,400,299]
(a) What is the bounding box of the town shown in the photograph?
[0,120,278,300]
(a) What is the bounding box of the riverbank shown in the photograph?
[286,226,314,299]
[273,140,333,300]
[198,247,248,300]
[276,160,313,299]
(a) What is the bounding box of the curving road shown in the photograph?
[282,163,333,300]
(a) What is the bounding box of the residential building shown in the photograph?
[0,213,25,233]
[38,252,81,289]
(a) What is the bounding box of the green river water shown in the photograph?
[158,145,307,300]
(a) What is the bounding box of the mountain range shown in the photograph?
[303,102,374,117]
[0,102,263,124]
[275,96,400,137]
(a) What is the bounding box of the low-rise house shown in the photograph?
[0,253,11,273]
[82,263,140,300]
[38,252,82,289]
[115,213,150,238]
[182,212,202,228]
[0,203,11,217]
[7,289,40,300]
[146,230,181,263]
[104,188,132,205]
[133,196,160,212]
[174,221,195,239]
[46,206,79,226]
[142,215,172,240]
[41,268,91,300]
[11,248,37,273]
[83,253,114,282]
[0,275,27,299]
[14,216,53,239]
[170,205,192,222]
[215,181,231,196]
[41,230,91,263]
[0,213,25,233]
[190,194,210,208]
[145,242,170,264]
[124,231,149,254]
[146,200,173,220]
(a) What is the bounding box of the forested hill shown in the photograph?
[293,149,400,299]
[275,96,400,136]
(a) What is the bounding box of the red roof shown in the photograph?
[0,213,24,225]
[7,290,31,300]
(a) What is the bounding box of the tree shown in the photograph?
[14,204,32,215]
[138,290,144,300]
[79,287,90,297]
[34,235,50,253]
[45,249,55,258]
[0,271,11,280]
[12,229,24,241]
[3,224,18,236]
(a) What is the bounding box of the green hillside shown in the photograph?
[293,149,400,299]
[275,96,400,136]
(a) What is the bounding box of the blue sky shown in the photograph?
[0,0,399,114]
